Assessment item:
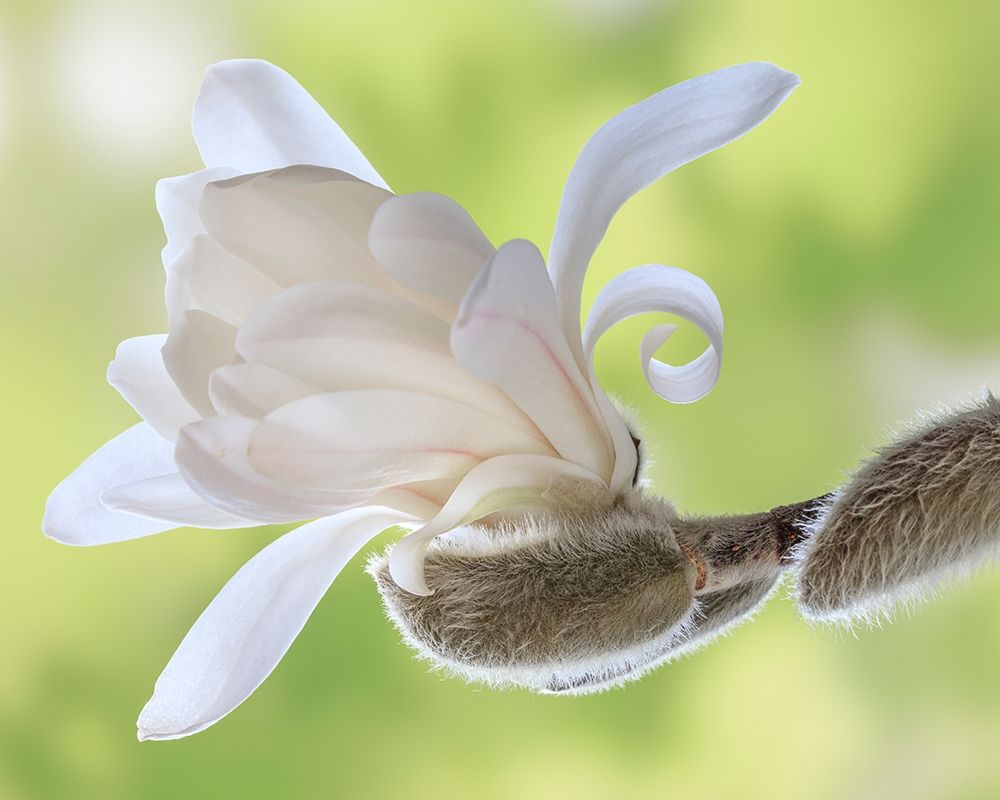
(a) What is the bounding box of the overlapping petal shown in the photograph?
[192,59,389,189]
[101,473,255,529]
[451,239,612,479]
[107,335,200,441]
[161,310,238,418]
[44,424,184,545]
[368,192,495,310]
[137,507,414,741]
[549,61,798,368]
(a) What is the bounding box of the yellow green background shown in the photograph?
[4,0,1000,798]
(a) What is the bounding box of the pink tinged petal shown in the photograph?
[165,234,281,327]
[161,310,238,418]
[107,335,200,441]
[156,167,239,265]
[101,473,256,529]
[136,507,414,741]
[199,166,393,289]
[368,192,495,309]
[43,423,181,545]
[192,59,389,189]
[583,264,724,404]
[236,281,542,436]
[549,62,799,368]
[451,239,613,479]
[208,364,320,419]
[175,416,368,524]
[248,390,556,493]
[388,454,607,595]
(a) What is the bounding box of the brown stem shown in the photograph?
[672,493,833,595]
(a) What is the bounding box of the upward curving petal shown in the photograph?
[44,423,182,545]
[549,62,798,368]
[161,310,238,418]
[192,59,389,188]
[156,167,239,266]
[388,453,608,595]
[136,507,415,741]
[451,239,612,479]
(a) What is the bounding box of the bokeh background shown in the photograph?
[4,0,1000,797]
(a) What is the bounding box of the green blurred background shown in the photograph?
[4,0,1000,797]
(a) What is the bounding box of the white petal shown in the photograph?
[175,416,361,523]
[136,507,414,741]
[583,264,724,404]
[388,454,606,595]
[208,363,320,419]
[368,192,494,309]
[237,281,541,435]
[156,167,239,265]
[101,473,256,529]
[107,335,200,441]
[549,62,798,366]
[192,59,389,189]
[161,310,238,418]
[43,423,181,545]
[452,239,612,478]
[199,166,392,289]
[165,234,281,327]
[249,390,556,493]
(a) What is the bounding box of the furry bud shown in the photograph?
[797,394,1000,621]
[369,495,698,693]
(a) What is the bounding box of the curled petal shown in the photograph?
[161,310,238,418]
[192,59,389,189]
[175,416,366,523]
[43,423,181,545]
[583,264,724,404]
[165,235,280,327]
[388,454,607,595]
[107,335,199,441]
[101,473,256,529]
[249,390,556,493]
[452,239,613,479]
[549,62,798,367]
[136,507,415,741]
[368,192,494,309]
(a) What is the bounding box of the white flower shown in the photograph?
[43,59,798,740]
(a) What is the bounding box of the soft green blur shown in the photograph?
[3,0,1000,797]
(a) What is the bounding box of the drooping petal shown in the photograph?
[136,507,414,741]
[248,390,556,493]
[101,473,256,529]
[161,310,238,418]
[236,281,541,434]
[583,264,724,404]
[43,423,181,545]
[107,335,200,441]
[388,453,607,595]
[175,415,365,523]
[549,62,798,367]
[368,192,494,309]
[156,167,239,265]
[165,234,281,327]
[451,239,612,479]
[199,166,392,289]
[192,59,389,189]
[208,363,320,419]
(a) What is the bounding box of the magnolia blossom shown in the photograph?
[44,59,798,739]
